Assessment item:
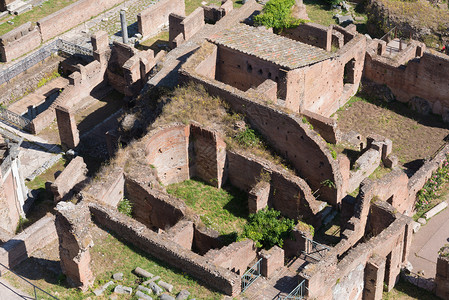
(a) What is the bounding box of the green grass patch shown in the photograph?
[167,179,248,235]
[26,157,66,190]
[368,165,392,180]
[4,226,222,299]
[0,0,76,36]
[303,0,337,26]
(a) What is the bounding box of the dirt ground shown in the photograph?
[336,97,449,170]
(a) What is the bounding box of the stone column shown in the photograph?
[436,246,449,299]
[55,105,79,151]
[120,10,128,44]
[55,202,94,291]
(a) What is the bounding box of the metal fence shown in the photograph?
[282,279,307,300]
[241,258,262,292]
[0,39,93,86]
[0,106,31,132]
[302,236,331,262]
[0,262,60,300]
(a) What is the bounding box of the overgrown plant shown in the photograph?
[254,0,306,31]
[118,198,133,217]
[415,155,449,211]
[240,208,295,249]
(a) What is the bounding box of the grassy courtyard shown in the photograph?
[167,179,248,236]
[4,225,222,299]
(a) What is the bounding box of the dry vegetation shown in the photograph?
[336,95,449,167]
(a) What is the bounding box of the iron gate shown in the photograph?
[241,258,262,292]
[302,236,330,262]
[0,107,31,132]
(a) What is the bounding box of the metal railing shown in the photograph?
[0,262,60,300]
[302,236,331,262]
[0,39,93,86]
[0,106,31,132]
[57,39,93,57]
[282,280,307,300]
[241,258,262,292]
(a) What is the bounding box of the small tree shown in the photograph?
[240,208,295,249]
[254,0,304,32]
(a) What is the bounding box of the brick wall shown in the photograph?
[204,239,256,275]
[37,0,123,42]
[179,64,344,205]
[124,177,187,230]
[89,203,241,296]
[0,22,41,62]
[169,8,204,48]
[436,247,449,299]
[282,23,332,51]
[84,167,124,207]
[0,171,20,233]
[144,124,190,185]
[364,47,449,118]
[226,150,323,226]
[190,124,227,187]
[138,0,185,39]
[0,214,57,273]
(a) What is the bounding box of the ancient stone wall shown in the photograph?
[282,23,332,51]
[55,202,94,291]
[89,202,241,296]
[0,214,57,273]
[302,109,339,144]
[436,246,449,299]
[0,170,21,234]
[203,239,257,275]
[50,156,87,202]
[192,225,222,255]
[364,45,449,119]
[179,62,344,206]
[124,177,188,230]
[168,7,205,48]
[0,22,41,62]
[226,150,323,226]
[37,0,123,42]
[144,124,190,185]
[55,105,80,151]
[189,124,227,187]
[30,58,107,134]
[304,203,412,299]
[0,56,61,105]
[163,220,194,249]
[138,0,185,39]
[84,167,124,207]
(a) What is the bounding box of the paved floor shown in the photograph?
[0,278,32,300]
[410,202,449,279]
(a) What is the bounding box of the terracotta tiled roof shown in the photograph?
[208,24,333,70]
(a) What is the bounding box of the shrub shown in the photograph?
[254,0,305,31]
[118,198,133,217]
[240,208,295,249]
[235,127,262,148]
[416,155,449,211]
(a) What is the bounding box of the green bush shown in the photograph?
[118,198,133,217]
[254,0,304,31]
[240,208,295,249]
[235,127,262,148]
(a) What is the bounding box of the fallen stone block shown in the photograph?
[135,267,154,278]
[176,290,190,300]
[417,218,426,225]
[114,285,132,294]
[149,282,163,295]
[143,275,160,285]
[159,280,173,292]
[136,290,153,300]
[93,281,114,296]
[113,272,123,281]
[137,285,152,294]
[424,202,448,219]
[412,221,421,233]
[160,294,176,300]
